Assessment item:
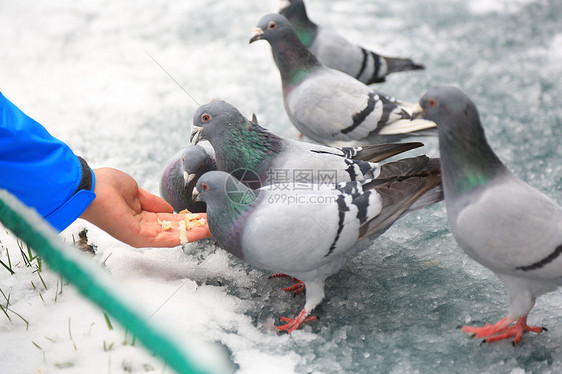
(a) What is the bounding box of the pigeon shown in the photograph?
[190,99,424,187]
[249,13,435,145]
[159,143,216,213]
[414,85,562,345]
[193,156,442,332]
[278,0,424,84]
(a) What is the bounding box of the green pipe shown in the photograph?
[0,189,221,374]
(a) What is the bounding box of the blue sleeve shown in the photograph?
[0,91,96,231]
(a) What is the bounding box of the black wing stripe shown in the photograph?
[326,194,349,257]
[356,47,369,79]
[369,51,382,83]
[340,92,377,135]
[516,242,562,271]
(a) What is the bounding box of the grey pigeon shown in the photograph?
[249,13,435,145]
[159,143,216,213]
[279,0,424,84]
[414,85,562,345]
[194,157,442,332]
[190,99,424,187]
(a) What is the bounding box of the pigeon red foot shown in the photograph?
[270,273,306,294]
[460,316,546,345]
[276,309,318,333]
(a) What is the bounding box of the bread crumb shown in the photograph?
[158,218,173,231]
[179,220,188,244]
[178,214,206,244]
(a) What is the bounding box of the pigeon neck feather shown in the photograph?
[270,30,321,88]
[207,191,256,261]
[213,119,284,178]
[438,116,507,199]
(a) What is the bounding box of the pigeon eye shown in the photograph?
[268,21,277,30]
[201,113,212,123]
[428,98,438,108]
[202,183,210,191]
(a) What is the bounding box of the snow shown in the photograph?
[1,0,562,373]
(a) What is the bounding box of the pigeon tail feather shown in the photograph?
[352,142,423,162]
[358,167,442,239]
[384,56,425,75]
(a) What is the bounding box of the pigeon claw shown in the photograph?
[277,309,318,333]
[270,274,306,294]
[461,316,545,345]
[283,281,305,295]
[270,273,289,279]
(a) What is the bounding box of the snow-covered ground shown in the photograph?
[1,0,561,373]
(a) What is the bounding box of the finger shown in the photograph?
[185,225,212,242]
[133,211,210,248]
[147,231,183,248]
[158,215,211,236]
[138,188,174,213]
[147,224,212,248]
[155,212,207,222]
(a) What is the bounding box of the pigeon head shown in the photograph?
[415,85,483,139]
[159,148,209,213]
[250,14,321,87]
[181,145,209,174]
[190,100,246,144]
[414,85,495,160]
[190,100,283,180]
[181,144,212,186]
[414,85,506,196]
[194,171,258,207]
[250,13,295,44]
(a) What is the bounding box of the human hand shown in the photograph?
[80,168,211,248]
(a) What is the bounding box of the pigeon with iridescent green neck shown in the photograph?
[194,157,441,332]
[249,13,435,145]
[190,99,424,187]
[414,85,562,345]
[159,143,216,213]
[279,0,424,84]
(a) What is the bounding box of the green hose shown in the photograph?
[0,189,222,374]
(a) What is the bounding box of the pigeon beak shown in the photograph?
[190,126,203,144]
[192,187,200,201]
[249,27,264,43]
[183,171,196,186]
[410,103,425,120]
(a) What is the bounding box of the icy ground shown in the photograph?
[1,0,561,373]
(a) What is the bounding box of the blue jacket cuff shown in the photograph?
[44,166,96,231]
